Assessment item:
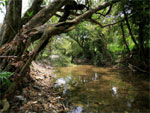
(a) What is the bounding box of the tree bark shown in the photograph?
[138,22,145,58]
[120,22,131,56]
[25,0,67,29]
[123,9,139,50]
[21,0,43,25]
[0,0,22,46]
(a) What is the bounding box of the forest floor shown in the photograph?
[7,61,68,113]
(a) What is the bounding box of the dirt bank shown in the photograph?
[5,62,68,113]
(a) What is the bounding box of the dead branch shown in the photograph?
[0,56,18,58]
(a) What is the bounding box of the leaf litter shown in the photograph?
[6,61,69,113]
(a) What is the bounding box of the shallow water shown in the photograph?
[53,65,149,113]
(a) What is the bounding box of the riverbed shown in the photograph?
[53,65,149,113]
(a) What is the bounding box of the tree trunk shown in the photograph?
[120,22,131,56]
[21,0,43,25]
[138,22,145,58]
[0,0,67,70]
[123,9,139,50]
[0,0,22,46]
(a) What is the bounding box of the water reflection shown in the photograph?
[112,86,118,97]
[92,72,98,80]
[63,87,68,95]
[53,65,150,112]
[54,78,66,87]
[69,106,83,113]
[127,102,132,107]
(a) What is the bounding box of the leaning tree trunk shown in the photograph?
[0,0,120,98]
[120,22,131,56]
[0,0,22,46]
[0,0,67,98]
[0,0,67,71]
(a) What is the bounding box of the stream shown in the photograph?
[52,65,149,113]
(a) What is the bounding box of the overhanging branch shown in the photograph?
[70,0,120,24]
[0,0,121,56]
[25,0,69,29]
[89,18,124,28]
[96,4,112,17]
[25,0,121,43]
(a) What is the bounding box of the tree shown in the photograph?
[119,0,150,70]
[0,0,120,97]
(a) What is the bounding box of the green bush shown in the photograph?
[0,71,13,84]
[0,70,13,95]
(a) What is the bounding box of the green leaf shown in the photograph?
[0,71,13,84]
[27,11,34,17]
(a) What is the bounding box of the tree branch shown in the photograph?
[0,56,18,58]
[26,0,121,53]
[123,9,139,49]
[120,22,131,56]
[0,0,121,57]
[21,0,43,25]
[89,18,123,28]
[71,0,120,24]
[25,0,69,29]
[23,0,121,49]
[96,4,112,17]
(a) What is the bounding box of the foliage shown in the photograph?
[0,0,7,6]
[32,0,149,71]
[40,22,113,66]
[26,11,34,17]
[0,0,149,72]
[0,70,13,85]
[0,70,13,95]
[0,0,7,13]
